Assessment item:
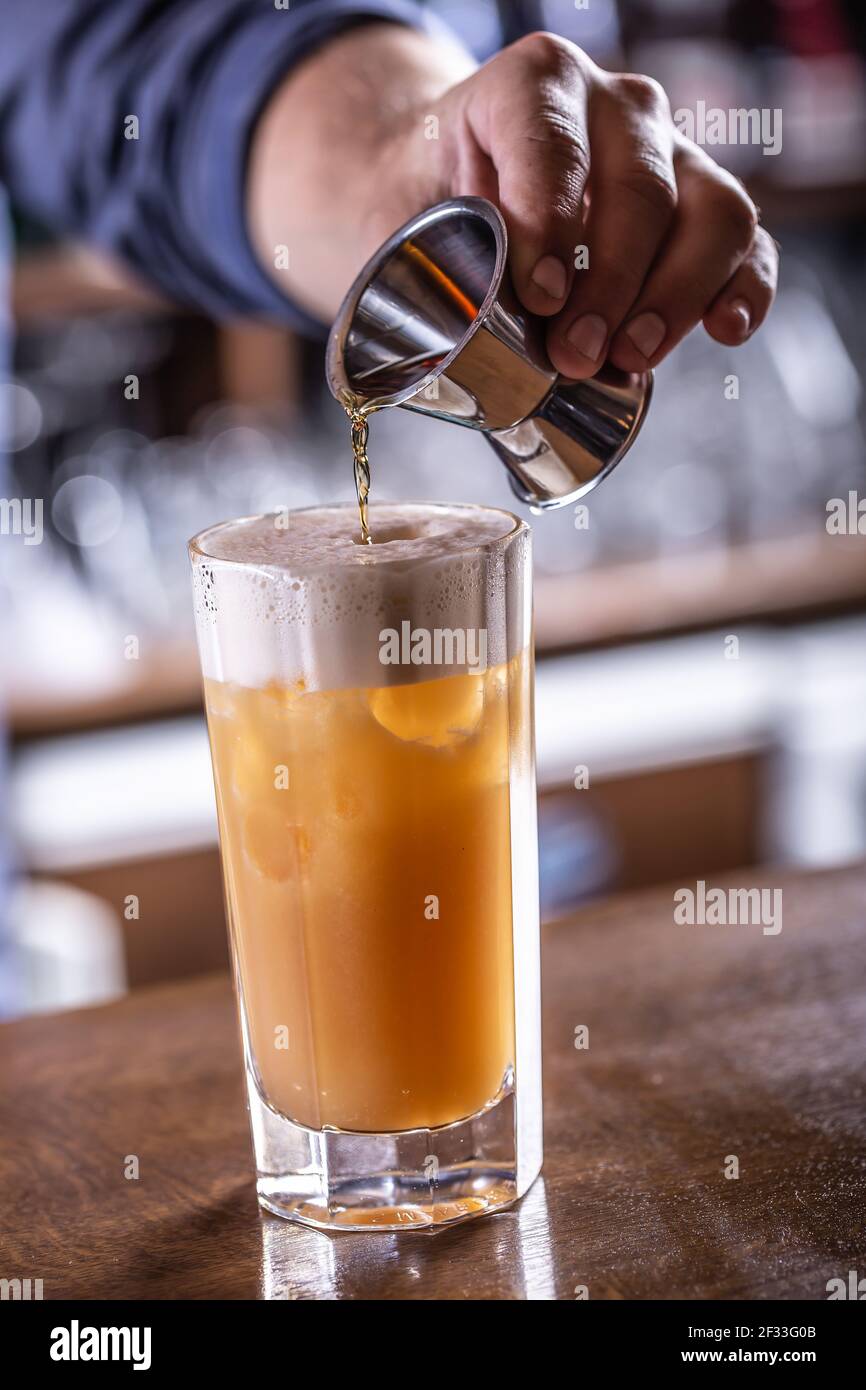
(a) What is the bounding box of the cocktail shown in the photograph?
[190,501,541,1231]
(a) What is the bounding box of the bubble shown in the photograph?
[52,475,124,547]
[0,380,42,452]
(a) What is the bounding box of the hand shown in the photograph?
[250,25,778,376]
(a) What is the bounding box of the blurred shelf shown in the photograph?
[534,531,866,653]
[12,245,169,322]
[8,640,202,740]
[8,532,866,739]
[11,631,776,873]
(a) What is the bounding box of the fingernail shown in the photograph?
[566,313,607,362]
[730,297,752,335]
[531,254,567,301]
[624,312,666,360]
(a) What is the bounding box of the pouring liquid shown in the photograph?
[346,401,376,545]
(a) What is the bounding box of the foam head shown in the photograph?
[190,503,530,690]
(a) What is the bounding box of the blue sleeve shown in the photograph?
[0,0,446,332]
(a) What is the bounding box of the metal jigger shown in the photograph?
[326,196,652,510]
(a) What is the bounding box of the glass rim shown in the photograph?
[188,501,528,573]
[325,197,507,413]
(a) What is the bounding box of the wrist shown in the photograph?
[247,22,474,320]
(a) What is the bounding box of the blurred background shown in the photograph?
[2,0,865,1017]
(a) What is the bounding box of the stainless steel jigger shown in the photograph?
[326,196,652,511]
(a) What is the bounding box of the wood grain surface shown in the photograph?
[1,864,865,1301]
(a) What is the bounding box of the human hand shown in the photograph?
[250,25,778,376]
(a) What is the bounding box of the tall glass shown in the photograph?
[189,502,541,1231]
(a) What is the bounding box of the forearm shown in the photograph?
[247,22,475,321]
[0,2,460,326]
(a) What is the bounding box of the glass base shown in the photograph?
[249,1070,532,1233]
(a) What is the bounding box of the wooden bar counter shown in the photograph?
[1,865,865,1301]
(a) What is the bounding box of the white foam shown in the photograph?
[198,503,514,565]
[190,504,529,690]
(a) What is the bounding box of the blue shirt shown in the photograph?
[0,0,455,329]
